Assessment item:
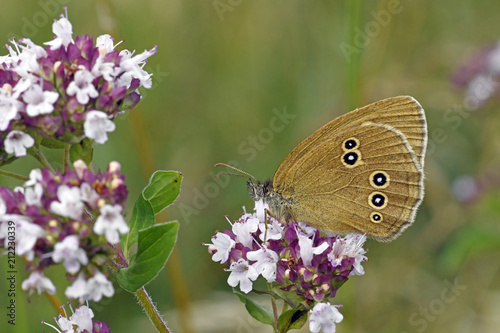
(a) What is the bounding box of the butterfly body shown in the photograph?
[247,96,427,242]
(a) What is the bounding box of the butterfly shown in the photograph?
[220,96,427,241]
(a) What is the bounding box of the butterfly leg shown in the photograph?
[263,208,273,242]
[284,206,297,224]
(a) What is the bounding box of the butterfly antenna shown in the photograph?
[214,163,257,181]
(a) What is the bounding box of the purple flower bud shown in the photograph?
[121,91,141,111]
[39,58,55,81]
[127,78,141,93]
[77,35,95,61]
[110,85,127,101]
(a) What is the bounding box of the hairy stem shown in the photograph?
[64,143,70,172]
[0,169,29,181]
[135,287,171,333]
[269,285,279,332]
[30,147,55,173]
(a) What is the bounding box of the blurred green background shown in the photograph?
[1,0,500,332]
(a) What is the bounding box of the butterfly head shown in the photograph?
[247,179,273,202]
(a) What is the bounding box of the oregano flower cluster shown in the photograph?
[0,11,156,163]
[0,160,128,302]
[206,200,368,332]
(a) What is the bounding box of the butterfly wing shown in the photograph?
[274,96,427,189]
[273,97,426,241]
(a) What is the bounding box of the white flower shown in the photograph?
[258,219,283,242]
[5,39,43,78]
[86,272,114,302]
[253,199,268,222]
[309,302,343,333]
[226,259,258,294]
[55,316,74,332]
[247,247,278,282]
[296,227,329,267]
[344,234,367,276]
[50,185,84,220]
[24,169,42,186]
[65,272,114,302]
[92,36,121,82]
[23,84,59,116]
[65,273,88,301]
[0,89,21,131]
[327,234,367,276]
[117,47,156,88]
[0,216,45,258]
[25,183,43,206]
[93,204,129,244]
[70,305,94,333]
[66,70,98,104]
[21,271,56,295]
[232,216,259,248]
[92,34,121,81]
[80,182,100,208]
[96,34,121,53]
[43,303,95,333]
[4,130,35,157]
[91,56,116,81]
[18,38,47,59]
[327,238,346,269]
[83,110,116,144]
[11,78,34,99]
[52,235,89,274]
[209,232,235,263]
[44,15,73,50]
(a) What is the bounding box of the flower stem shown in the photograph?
[0,169,29,181]
[45,292,64,315]
[64,143,70,172]
[269,284,279,332]
[30,147,55,173]
[135,287,171,333]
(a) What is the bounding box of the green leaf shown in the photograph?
[117,221,179,292]
[120,194,155,261]
[142,171,182,214]
[120,170,182,260]
[41,138,65,149]
[233,290,274,326]
[270,285,304,309]
[69,138,93,165]
[277,309,308,332]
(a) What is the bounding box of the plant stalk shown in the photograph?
[135,287,171,333]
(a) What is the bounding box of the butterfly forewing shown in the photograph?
[273,96,426,189]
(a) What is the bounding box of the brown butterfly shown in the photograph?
[220,96,427,241]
